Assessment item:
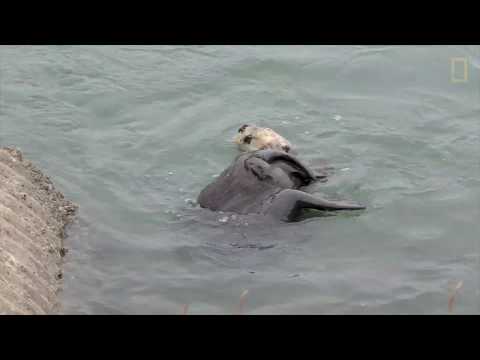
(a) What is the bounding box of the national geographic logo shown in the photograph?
[450,57,469,83]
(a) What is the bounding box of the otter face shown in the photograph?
[233,125,293,153]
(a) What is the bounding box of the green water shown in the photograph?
[1,45,479,314]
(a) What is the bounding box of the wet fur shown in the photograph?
[197,149,365,222]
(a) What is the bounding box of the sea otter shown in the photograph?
[233,124,333,181]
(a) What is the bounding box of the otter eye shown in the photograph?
[238,124,249,133]
[244,135,253,144]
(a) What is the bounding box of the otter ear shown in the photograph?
[238,124,249,133]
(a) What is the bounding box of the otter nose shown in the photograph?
[282,145,290,152]
[243,135,253,144]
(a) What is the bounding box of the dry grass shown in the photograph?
[447,281,463,314]
[235,290,249,315]
[180,282,465,314]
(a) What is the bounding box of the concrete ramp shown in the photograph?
[0,147,77,314]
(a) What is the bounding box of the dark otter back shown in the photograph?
[197,155,279,215]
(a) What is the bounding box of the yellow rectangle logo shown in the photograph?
[450,57,469,83]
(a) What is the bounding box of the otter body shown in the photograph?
[197,149,365,222]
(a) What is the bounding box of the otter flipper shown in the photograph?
[252,150,318,185]
[268,189,366,222]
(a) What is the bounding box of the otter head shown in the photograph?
[233,124,292,153]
